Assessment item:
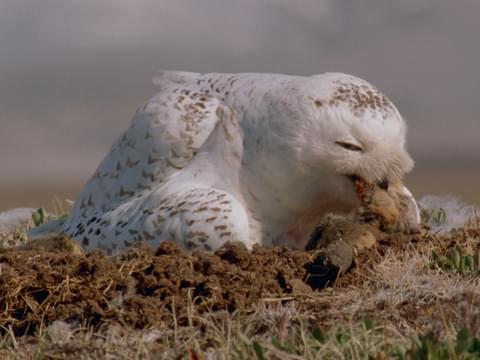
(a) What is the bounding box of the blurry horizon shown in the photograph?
[1,0,479,210]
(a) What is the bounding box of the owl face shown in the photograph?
[290,73,414,210]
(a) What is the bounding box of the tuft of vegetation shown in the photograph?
[421,207,448,228]
[431,246,479,275]
[31,207,46,227]
[395,328,480,360]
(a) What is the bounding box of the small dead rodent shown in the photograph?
[306,181,417,274]
[358,181,420,234]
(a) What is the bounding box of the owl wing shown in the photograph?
[68,72,224,220]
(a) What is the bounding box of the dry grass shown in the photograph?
[0,210,479,359]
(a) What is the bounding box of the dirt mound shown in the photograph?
[2,213,454,338]
[1,241,354,336]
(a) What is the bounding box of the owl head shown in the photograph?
[309,74,410,176]
[256,73,417,224]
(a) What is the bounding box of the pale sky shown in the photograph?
[1,0,478,184]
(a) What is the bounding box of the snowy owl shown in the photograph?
[44,71,420,253]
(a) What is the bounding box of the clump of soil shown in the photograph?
[2,224,477,343]
[0,241,348,336]
[0,224,431,337]
[16,234,84,255]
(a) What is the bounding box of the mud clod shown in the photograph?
[0,241,336,336]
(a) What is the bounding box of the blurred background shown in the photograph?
[1,0,479,211]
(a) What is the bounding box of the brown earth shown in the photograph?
[0,229,425,337]
[0,241,323,336]
[1,225,479,359]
